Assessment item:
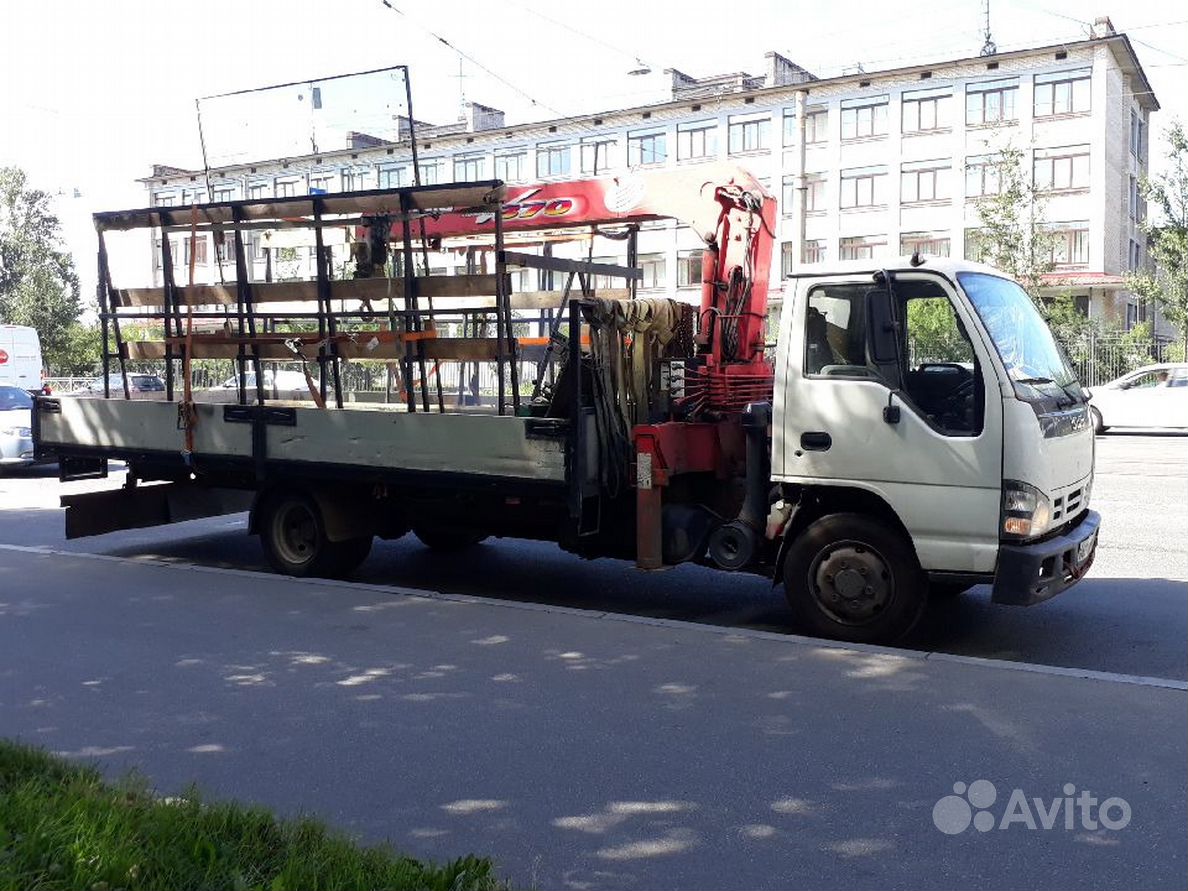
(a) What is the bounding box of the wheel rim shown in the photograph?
[271,500,318,567]
[807,539,894,625]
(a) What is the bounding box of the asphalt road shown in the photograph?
[0,433,1184,680]
[1,433,1185,889]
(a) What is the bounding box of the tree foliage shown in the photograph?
[0,167,83,371]
[1128,120,1188,353]
[972,143,1058,298]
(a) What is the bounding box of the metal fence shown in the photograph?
[1063,333,1182,387]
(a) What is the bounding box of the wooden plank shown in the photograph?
[508,288,630,309]
[421,338,502,361]
[500,250,643,280]
[114,274,514,308]
[95,184,506,232]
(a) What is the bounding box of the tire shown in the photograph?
[782,512,926,644]
[1090,406,1108,434]
[259,491,345,578]
[412,526,489,551]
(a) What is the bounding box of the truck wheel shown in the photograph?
[782,513,925,644]
[260,491,344,578]
[1090,406,1107,434]
[412,526,489,550]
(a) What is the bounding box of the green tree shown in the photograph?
[1128,120,1188,354]
[52,323,103,376]
[970,143,1091,347]
[0,167,82,370]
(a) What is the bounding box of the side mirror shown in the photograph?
[865,288,902,387]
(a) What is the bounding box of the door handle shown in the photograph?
[800,431,832,451]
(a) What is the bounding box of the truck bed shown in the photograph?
[36,397,568,484]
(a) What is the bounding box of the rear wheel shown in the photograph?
[259,491,370,578]
[782,513,926,644]
[1090,406,1108,434]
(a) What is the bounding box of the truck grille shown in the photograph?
[1052,486,1083,522]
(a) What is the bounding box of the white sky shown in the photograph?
[1,0,1185,297]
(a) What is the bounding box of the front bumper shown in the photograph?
[992,509,1101,606]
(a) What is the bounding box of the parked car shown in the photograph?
[0,385,35,470]
[214,369,317,400]
[1088,363,1188,433]
[79,373,167,397]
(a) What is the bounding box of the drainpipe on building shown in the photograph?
[794,89,808,277]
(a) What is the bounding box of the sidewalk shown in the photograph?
[0,545,1184,890]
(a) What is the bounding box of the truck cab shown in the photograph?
[771,257,1098,640]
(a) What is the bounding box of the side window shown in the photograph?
[805,285,876,377]
[903,293,982,434]
[1121,372,1158,390]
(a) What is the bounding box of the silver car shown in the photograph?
[0,385,35,470]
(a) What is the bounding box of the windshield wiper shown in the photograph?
[1014,376,1084,407]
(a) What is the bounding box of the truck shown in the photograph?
[33,165,1100,643]
[0,324,44,393]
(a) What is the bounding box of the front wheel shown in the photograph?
[782,513,926,644]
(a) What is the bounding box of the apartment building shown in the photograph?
[142,18,1164,335]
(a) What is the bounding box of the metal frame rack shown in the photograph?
[94,180,536,416]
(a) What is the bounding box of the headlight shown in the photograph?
[1002,480,1051,539]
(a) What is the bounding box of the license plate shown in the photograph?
[1075,532,1096,565]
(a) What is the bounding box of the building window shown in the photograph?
[840,167,887,209]
[805,176,826,213]
[677,249,704,287]
[581,138,617,174]
[840,97,889,140]
[378,166,408,189]
[417,162,440,185]
[782,109,797,145]
[537,142,572,177]
[965,155,1002,197]
[211,186,236,202]
[677,121,717,161]
[839,235,886,261]
[901,89,951,133]
[628,130,666,166]
[1129,238,1142,271]
[1048,223,1090,268]
[1034,69,1090,117]
[275,179,300,198]
[638,253,666,289]
[805,109,828,144]
[900,232,951,257]
[183,236,208,266]
[343,170,369,191]
[781,177,796,215]
[1129,175,1139,219]
[495,152,527,183]
[1126,302,1138,330]
[247,182,270,200]
[1034,147,1090,192]
[780,242,796,277]
[964,228,989,262]
[154,192,177,207]
[728,116,770,154]
[308,174,334,195]
[966,79,1018,126]
[901,161,951,204]
[454,155,486,181]
[803,239,826,265]
[1130,110,1146,158]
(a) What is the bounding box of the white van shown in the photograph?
[0,325,43,392]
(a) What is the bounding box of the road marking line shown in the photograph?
[1,542,1184,692]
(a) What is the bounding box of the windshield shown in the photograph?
[0,386,33,410]
[957,272,1083,402]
